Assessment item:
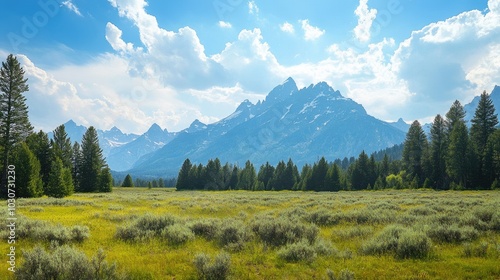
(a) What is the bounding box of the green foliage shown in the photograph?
[122,174,134,187]
[115,214,179,242]
[25,131,52,188]
[402,120,428,183]
[161,224,194,246]
[395,230,432,259]
[277,239,317,263]
[0,54,33,179]
[46,157,74,198]
[11,142,43,197]
[216,220,249,251]
[251,217,318,247]
[188,219,221,239]
[16,246,121,280]
[79,126,107,192]
[237,160,257,190]
[193,252,231,280]
[98,167,113,192]
[51,124,73,169]
[327,269,356,280]
[426,224,478,243]
[446,121,469,187]
[385,173,403,189]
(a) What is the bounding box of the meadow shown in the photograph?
[1,188,500,279]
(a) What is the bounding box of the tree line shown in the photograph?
[176,92,499,191]
[0,54,112,198]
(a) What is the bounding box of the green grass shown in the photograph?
[2,188,500,279]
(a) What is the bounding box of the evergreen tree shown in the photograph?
[176,158,192,190]
[402,120,428,184]
[98,167,113,192]
[351,151,370,190]
[271,161,286,191]
[237,160,256,190]
[46,157,74,198]
[446,121,469,189]
[445,100,466,134]
[228,166,239,190]
[11,142,43,197]
[152,180,158,188]
[71,142,82,191]
[310,157,329,191]
[122,174,134,187]
[0,54,33,190]
[79,127,105,192]
[484,129,500,186]
[470,91,499,188]
[430,114,448,189]
[51,124,73,169]
[26,131,52,188]
[205,158,223,190]
[298,164,312,190]
[325,163,341,191]
[257,162,275,191]
[158,178,165,188]
[284,158,299,190]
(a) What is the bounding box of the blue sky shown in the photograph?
[0,0,498,134]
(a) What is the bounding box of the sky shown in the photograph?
[0,0,499,134]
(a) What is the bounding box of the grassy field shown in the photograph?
[1,188,500,279]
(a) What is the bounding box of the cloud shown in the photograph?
[391,2,500,120]
[354,0,377,42]
[280,22,295,34]
[218,21,232,28]
[248,1,259,15]
[105,22,136,53]
[62,0,83,16]
[300,19,325,41]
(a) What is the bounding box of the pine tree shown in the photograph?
[351,151,370,190]
[228,166,239,190]
[11,142,43,197]
[271,161,286,191]
[122,174,134,187]
[79,126,105,192]
[71,141,82,191]
[46,157,74,198]
[98,167,113,192]
[51,124,73,169]
[446,121,469,188]
[26,131,52,188]
[257,162,275,191]
[310,157,329,191]
[402,120,428,184]
[325,163,341,191]
[237,160,256,190]
[158,178,165,188]
[470,91,499,188]
[176,159,192,190]
[484,129,500,186]
[430,114,447,189]
[445,100,466,134]
[0,54,33,190]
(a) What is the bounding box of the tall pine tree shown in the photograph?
[51,124,73,169]
[445,100,466,134]
[26,131,52,188]
[0,54,33,190]
[402,121,428,185]
[446,121,469,189]
[176,158,192,190]
[470,91,499,188]
[79,126,105,192]
[11,142,43,197]
[430,114,448,189]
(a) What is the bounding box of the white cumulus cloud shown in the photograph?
[62,0,82,16]
[280,22,295,34]
[354,0,377,42]
[300,19,325,41]
[218,21,232,28]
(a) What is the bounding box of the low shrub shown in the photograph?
[313,238,338,256]
[161,224,194,246]
[216,220,249,251]
[16,246,121,280]
[277,239,317,263]
[194,252,231,280]
[361,225,404,255]
[251,217,318,247]
[489,212,500,231]
[189,219,221,239]
[396,231,432,259]
[115,213,180,242]
[426,224,478,243]
[327,268,355,280]
[304,209,342,226]
[71,226,90,243]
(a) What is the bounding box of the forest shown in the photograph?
[175,93,500,192]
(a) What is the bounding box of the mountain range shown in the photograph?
[51,79,500,179]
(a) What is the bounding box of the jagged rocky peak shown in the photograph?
[146,123,164,134]
[236,99,254,111]
[265,77,299,104]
